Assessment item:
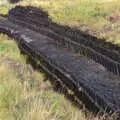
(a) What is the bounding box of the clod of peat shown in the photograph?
[8,0,22,3]
[8,6,120,76]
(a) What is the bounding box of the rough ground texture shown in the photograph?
[8,6,120,77]
[0,6,120,119]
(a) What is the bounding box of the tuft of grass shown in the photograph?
[0,34,21,59]
[0,3,12,15]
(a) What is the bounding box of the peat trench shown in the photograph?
[9,6,120,76]
[0,6,120,118]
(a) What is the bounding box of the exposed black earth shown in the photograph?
[8,6,120,76]
[8,0,22,3]
[0,6,120,119]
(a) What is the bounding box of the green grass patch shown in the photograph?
[0,3,12,15]
[0,34,21,59]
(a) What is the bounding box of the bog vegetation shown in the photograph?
[0,0,119,120]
